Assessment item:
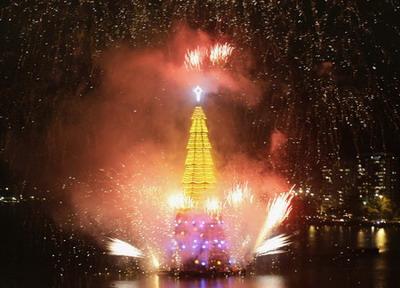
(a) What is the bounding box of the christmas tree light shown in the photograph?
[172,86,230,274]
[182,89,216,204]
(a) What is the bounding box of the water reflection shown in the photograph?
[375,228,387,252]
[106,226,398,288]
[111,280,140,288]
[110,275,287,288]
[153,275,160,288]
[357,229,366,248]
[308,225,316,248]
[256,275,286,287]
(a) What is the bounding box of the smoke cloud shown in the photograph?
[43,24,290,263]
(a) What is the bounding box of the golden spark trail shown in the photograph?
[184,47,204,71]
[254,234,291,256]
[253,186,294,251]
[209,43,234,65]
[106,237,144,258]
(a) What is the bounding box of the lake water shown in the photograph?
[91,225,400,288]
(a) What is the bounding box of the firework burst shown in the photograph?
[205,197,222,215]
[254,234,291,256]
[225,182,254,208]
[106,237,144,258]
[254,187,294,251]
[209,43,235,66]
[184,47,205,71]
[184,42,235,71]
[167,193,193,210]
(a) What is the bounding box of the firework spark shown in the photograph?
[150,253,161,270]
[254,234,291,256]
[168,193,193,210]
[226,182,254,208]
[184,47,204,71]
[205,197,221,214]
[184,43,234,70]
[254,187,294,251]
[209,43,234,66]
[106,237,144,258]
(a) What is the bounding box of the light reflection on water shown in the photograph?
[255,275,286,287]
[357,229,366,248]
[110,275,287,288]
[375,228,387,252]
[105,226,398,288]
[307,225,390,252]
[355,227,390,252]
[308,225,316,248]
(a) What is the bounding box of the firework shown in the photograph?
[184,43,234,71]
[254,234,291,256]
[226,182,254,208]
[205,197,221,214]
[167,193,193,210]
[150,253,161,270]
[209,43,234,66]
[4,1,400,195]
[106,237,144,258]
[8,0,399,277]
[254,187,294,251]
[184,47,204,71]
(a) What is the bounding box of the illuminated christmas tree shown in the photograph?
[182,104,216,203]
[171,86,230,274]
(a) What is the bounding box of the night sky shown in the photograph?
[1,1,400,191]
